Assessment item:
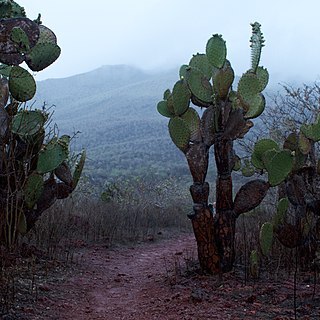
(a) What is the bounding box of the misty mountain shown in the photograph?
[33,65,190,185]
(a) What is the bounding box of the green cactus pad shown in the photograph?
[12,110,47,137]
[36,137,69,174]
[0,64,12,78]
[186,67,213,104]
[251,139,279,169]
[189,53,212,80]
[172,79,191,116]
[237,72,261,109]
[213,60,234,99]
[0,1,26,18]
[73,150,86,190]
[256,66,269,91]
[273,197,288,228]
[180,107,201,142]
[301,116,320,142]
[23,173,44,209]
[298,131,311,155]
[259,222,273,256]
[163,89,171,100]
[283,132,306,170]
[206,34,227,68]
[179,64,188,79]
[25,42,61,72]
[264,150,293,186]
[244,93,265,119]
[168,117,190,152]
[10,26,30,52]
[9,66,36,102]
[241,159,255,177]
[157,100,174,118]
[283,132,297,151]
[232,155,241,171]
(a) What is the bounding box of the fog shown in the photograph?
[18,0,320,83]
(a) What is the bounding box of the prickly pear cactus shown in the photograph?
[157,22,271,274]
[254,115,320,264]
[0,1,85,247]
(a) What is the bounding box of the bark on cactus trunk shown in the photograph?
[188,137,238,274]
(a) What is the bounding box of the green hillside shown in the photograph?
[33,65,193,185]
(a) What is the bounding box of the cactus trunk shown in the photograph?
[191,207,220,273]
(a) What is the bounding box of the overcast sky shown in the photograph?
[18,0,320,83]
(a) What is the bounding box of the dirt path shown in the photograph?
[12,234,320,320]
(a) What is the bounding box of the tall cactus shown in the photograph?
[0,0,85,247]
[157,22,271,273]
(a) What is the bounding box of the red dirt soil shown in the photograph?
[8,234,320,320]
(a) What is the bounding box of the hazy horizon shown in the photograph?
[17,0,320,84]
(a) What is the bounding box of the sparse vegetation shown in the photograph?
[0,1,319,319]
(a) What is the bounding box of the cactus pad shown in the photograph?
[10,26,30,52]
[241,159,255,177]
[234,179,270,215]
[251,139,279,169]
[244,93,265,119]
[157,100,174,118]
[163,89,171,100]
[73,150,86,190]
[298,131,311,154]
[265,150,293,186]
[273,197,288,228]
[55,161,73,187]
[259,222,273,256]
[232,155,241,171]
[200,106,216,146]
[180,107,201,142]
[12,110,47,137]
[256,66,269,91]
[301,116,320,142]
[23,173,44,209]
[0,1,26,19]
[25,42,61,72]
[237,72,260,109]
[206,34,227,68]
[9,66,36,101]
[168,117,190,152]
[179,64,188,79]
[0,17,39,65]
[186,67,213,104]
[172,79,191,116]
[189,53,212,80]
[0,78,9,108]
[36,136,69,174]
[37,25,57,45]
[213,60,234,99]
